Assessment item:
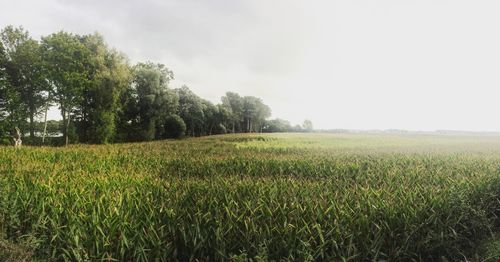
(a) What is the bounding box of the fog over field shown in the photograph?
[2,0,500,130]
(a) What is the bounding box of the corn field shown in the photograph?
[0,133,499,261]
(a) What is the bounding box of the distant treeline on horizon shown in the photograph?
[0,25,313,146]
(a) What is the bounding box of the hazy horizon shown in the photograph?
[2,0,500,131]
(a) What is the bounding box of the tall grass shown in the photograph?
[0,134,499,260]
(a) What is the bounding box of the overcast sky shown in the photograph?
[1,0,500,131]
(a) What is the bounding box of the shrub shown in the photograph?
[0,137,11,146]
[214,123,227,134]
[164,114,186,139]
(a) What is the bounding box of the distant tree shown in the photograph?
[215,104,231,133]
[41,31,91,145]
[263,118,292,133]
[133,62,176,141]
[176,85,204,136]
[201,99,220,135]
[242,96,257,132]
[35,120,62,137]
[215,123,227,134]
[164,114,186,139]
[156,88,179,138]
[0,40,10,137]
[292,124,303,132]
[115,84,141,142]
[241,96,271,133]
[302,120,313,132]
[253,98,271,132]
[76,33,131,144]
[221,92,243,132]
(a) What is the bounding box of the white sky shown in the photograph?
[1,0,500,131]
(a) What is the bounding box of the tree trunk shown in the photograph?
[82,110,87,142]
[13,127,22,148]
[61,108,66,144]
[191,120,194,137]
[65,113,71,146]
[28,86,35,139]
[61,106,69,146]
[42,102,48,144]
[29,113,35,139]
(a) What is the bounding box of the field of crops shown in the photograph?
[0,133,499,261]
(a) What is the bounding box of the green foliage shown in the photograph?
[201,99,219,135]
[263,118,292,132]
[0,238,33,261]
[303,119,313,132]
[114,86,141,142]
[0,134,498,260]
[0,42,10,132]
[0,26,48,136]
[76,33,131,144]
[132,62,176,141]
[241,96,271,133]
[0,25,297,146]
[0,27,50,142]
[163,114,186,139]
[215,123,227,134]
[41,31,91,145]
[472,234,500,261]
[0,137,11,145]
[222,92,244,132]
[176,85,204,136]
[221,93,272,133]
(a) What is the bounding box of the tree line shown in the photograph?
[0,26,313,146]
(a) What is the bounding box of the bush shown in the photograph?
[214,123,227,134]
[164,115,186,139]
[0,137,11,146]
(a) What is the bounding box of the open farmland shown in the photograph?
[0,133,499,261]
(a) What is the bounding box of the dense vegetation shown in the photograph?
[0,25,311,146]
[0,133,498,261]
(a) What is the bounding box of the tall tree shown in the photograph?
[176,86,204,137]
[0,26,28,135]
[253,98,271,132]
[201,99,219,135]
[221,92,243,133]
[12,37,48,139]
[156,88,179,138]
[242,96,257,132]
[133,62,176,141]
[76,33,131,143]
[0,41,7,113]
[215,104,231,133]
[41,31,91,145]
[0,41,10,137]
[242,96,271,132]
[115,83,140,142]
[0,26,48,138]
[302,120,313,132]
